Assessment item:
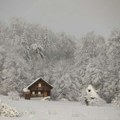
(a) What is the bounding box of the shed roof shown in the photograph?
[23,78,53,92]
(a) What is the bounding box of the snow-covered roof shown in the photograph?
[23,88,30,92]
[23,78,53,91]
[86,84,99,98]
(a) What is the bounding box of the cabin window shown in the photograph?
[38,91,41,95]
[32,91,35,95]
[38,83,41,87]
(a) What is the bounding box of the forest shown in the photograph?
[0,18,120,103]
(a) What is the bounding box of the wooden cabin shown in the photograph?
[23,78,53,100]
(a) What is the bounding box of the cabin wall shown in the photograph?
[28,80,51,97]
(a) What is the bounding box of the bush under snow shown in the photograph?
[85,95,106,106]
[0,100,20,117]
[112,95,120,107]
[8,91,20,101]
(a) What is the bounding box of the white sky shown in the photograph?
[0,0,120,38]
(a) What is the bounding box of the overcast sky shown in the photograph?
[0,0,120,38]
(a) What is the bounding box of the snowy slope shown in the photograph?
[0,95,120,120]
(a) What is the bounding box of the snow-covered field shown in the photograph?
[0,95,120,120]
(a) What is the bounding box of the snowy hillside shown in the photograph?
[0,95,120,120]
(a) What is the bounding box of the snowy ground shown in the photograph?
[0,95,120,120]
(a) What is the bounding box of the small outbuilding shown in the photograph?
[86,84,99,98]
[23,78,53,100]
[85,84,106,105]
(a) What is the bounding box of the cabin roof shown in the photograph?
[25,78,53,89]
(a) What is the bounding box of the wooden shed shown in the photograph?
[23,78,53,100]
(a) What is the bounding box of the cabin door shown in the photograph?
[44,91,47,97]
